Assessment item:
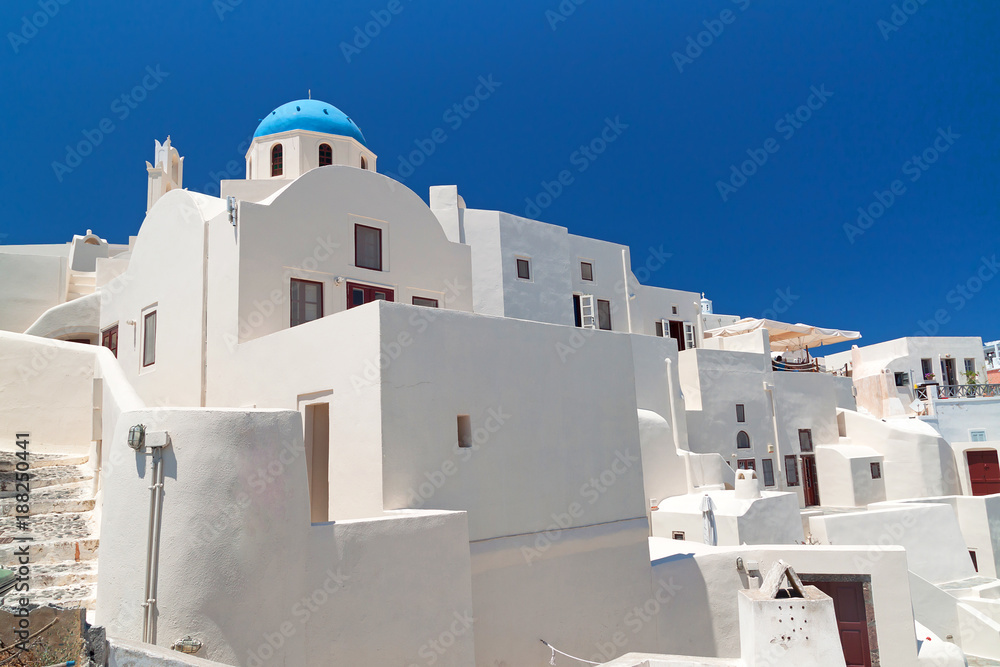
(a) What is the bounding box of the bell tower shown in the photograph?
[146,137,184,213]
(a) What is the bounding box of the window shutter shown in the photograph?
[580,295,596,329]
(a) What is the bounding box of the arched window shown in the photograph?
[319,144,333,167]
[360,155,368,170]
[736,431,751,449]
[271,144,283,177]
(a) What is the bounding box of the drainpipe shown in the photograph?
[764,382,783,481]
[138,430,171,644]
[665,358,695,493]
[621,249,632,334]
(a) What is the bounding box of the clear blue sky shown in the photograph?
[1,1,997,349]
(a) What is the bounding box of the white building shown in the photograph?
[0,97,994,667]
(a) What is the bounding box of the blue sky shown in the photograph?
[1,0,997,349]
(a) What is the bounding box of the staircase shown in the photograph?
[0,450,99,611]
[66,270,97,302]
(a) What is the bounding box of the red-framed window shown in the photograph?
[101,325,118,357]
[319,143,333,167]
[271,144,283,177]
[412,297,438,308]
[290,279,323,327]
[347,282,394,309]
[355,224,383,271]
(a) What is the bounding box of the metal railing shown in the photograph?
[772,359,820,373]
[918,383,1000,400]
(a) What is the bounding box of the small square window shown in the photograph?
[412,297,439,308]
[894,372,909,387]
[870,461,882,479]
[672,531,685,541]
[671,305,678,315]
[581,262,594,281]
[597,299,612,331]
[516,258,531,280]
[355,224,383,271]
[971,430,987,442]
[736,404,745,423]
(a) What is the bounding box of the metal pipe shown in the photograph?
[621,249,632,334]
[665,358,695,493]
[147,448,166,644]
[141,449,157,643]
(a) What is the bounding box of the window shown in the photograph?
[736,404,746,423]
[966,358,976,373]
[290,279,323,327]
[573,295,583,327]
[361,155,368,170]
[894,372,909,387]
[785,455,799,486]
[761,459,775,486]
[347,282,394,309]
[319,143,333,166]
[672,531,685,541]
[142,311,156,367]
[737,459,756,471]
[101,325,118,358]
[737,431,750,449]
[412,297,438,308]
[870,462,882,479]
[271,143,283,177]
[597,299,612,331]
[971,430,988,442]
[457,415,472,448]
[921,358,933,380]
[355,224,383,271]
[655,321,664,337]
[671,306,678,315]
[971,550,979,573]
[798,429,813,452]
[516,258,531,280]
[580,262,594,281]
[684,322,696,350]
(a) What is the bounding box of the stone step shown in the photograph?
[0,451,89,472]
[18,560,98,589]
[0,481,93,513]
[0,495,95,518]
[0,510,95,543]
[0,465,94,497]
[1,581,96,611]
[0,536,98,565]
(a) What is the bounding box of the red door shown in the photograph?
[346,282,395,309]
[808,581,871,667]
[802,455,820,506]
[968,450,1000,496]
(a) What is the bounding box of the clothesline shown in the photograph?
[539,639,600,665]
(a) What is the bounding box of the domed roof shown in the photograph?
[253,99,367,146]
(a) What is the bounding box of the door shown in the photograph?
[802,454,820,506]
[968,450,1000,496]
[347,282,394,309]
[807,581,872,667]
[941,358,957,389]
[304,403,330,523]
[668,320,686,351]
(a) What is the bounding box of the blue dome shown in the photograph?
[253,99,367,146]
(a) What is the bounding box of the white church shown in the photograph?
[2,98,1000,667]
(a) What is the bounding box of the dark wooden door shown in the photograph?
[968,450,1000,496]
[802,454,820,506]
[668,320,685,351]
[809,581,871,667]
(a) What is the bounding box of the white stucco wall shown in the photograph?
[0,251,66,333]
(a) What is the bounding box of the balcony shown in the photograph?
[771,359,821,373]
[917,383,1000,400]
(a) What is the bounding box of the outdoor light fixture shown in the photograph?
[171,636,203,654]
[128,424,146,451]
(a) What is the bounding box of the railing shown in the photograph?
[918,383,1000,400]
[772,359,820,373]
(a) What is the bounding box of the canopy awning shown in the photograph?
[704,318,861,352]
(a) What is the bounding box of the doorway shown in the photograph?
[803,579,874,667]
[968,450,1000,496]
[802,454,820,506]
[304,403,330,522]
[668,320,686,351]
[941,357,957,387]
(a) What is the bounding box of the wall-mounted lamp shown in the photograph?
[171,636,203,654]
[127,424,146,451]
[334,276,345,286]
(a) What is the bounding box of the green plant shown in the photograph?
[964,369,981,385]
